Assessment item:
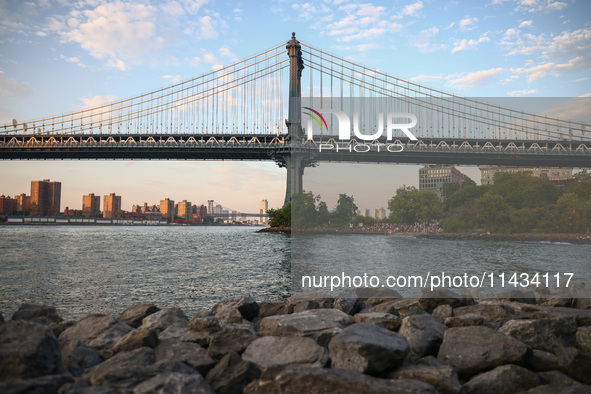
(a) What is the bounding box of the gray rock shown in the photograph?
[416,355,443,367]
[499,317,577,352]
[418,288,464,313]
[0,320,62,380]
[155,339,216,375]
[58,314,132,359]
[243,336,328,369]
[399,314,447,360]
[368,300,402,315]
[212,294,260,321]
[333,289,359,315]
[286,291,334,312]
[450,303,515,328]
[186,314,221,348]
[118,303,160,328]
[371,298,420,317]
[81,347,155,388]
[257,301,287,318]
[58,382,115,393]
[243,365,437,394]
[505,302,591,326]
[113,327,159,354]
[570,283,591,310]
[353,312,401,331]
[328,323,410,375]
[532,370,591,393]
[205,351,260,394]
[437,326,528,378]
[576,326,591,353]
[497,288,537,304]
[554,342,591,384]
[444,313,486,328]
[0,373,73,394]
[258,309,353,342]
[60,340,102,377]
[140,307,188,333]
[207,323,257,358]
[53,320,76,338]
[387,364,462,394]
[0,312,3,323]
[133,372,215,394]
[432,304,453,323]
[292,300,319,313]
[354,287,403,305]
[158,325,187,341]
[214,304,244,324]
[463,364,541,394]
[526,349,560,372]
[535,287,573,308]
[11,303,63,325]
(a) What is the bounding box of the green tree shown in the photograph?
[291,192,320,228]
[566,170,591,199]
[333,193,358,226]
[388,186,443,224]
[268,203,291,227]
[492,171,559,209]
[475,192,512,232]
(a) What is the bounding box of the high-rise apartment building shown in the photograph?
[103,193,122,218]
[195,204,207,219]
[160,198,175,220]
[16,193,30,213]
[208,200,214,216]
[0,195,17,214]
[259,199,268,224]
[419,165,466,198]
[178,200,192,219]
[82,193,101,217]
[480,167,573,189]
[30,179,61,216]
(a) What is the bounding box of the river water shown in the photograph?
[0,225,589,320]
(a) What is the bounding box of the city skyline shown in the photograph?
[1,1,589,211]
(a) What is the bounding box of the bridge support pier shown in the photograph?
[283,153,305,206]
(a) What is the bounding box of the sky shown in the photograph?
[1,0,590,212]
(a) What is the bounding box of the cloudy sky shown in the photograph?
[1,0,590,212]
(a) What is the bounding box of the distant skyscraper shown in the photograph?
[0,195,17,215]
[195,204,207,219]
[178,200,192,219]
[259,199,268,224]
[103,193,122,218]
[82,193,101,217]
[30,179,61,216]
[160,198,175,220]
[215,204,223,214]
[16,193,30,213]
[419,165,466,198]
[208,200,214,216]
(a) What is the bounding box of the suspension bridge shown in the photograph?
[1,33,590,204]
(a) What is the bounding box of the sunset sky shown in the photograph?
[1,0,590,212]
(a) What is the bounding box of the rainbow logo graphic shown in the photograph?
[303,107,328,132]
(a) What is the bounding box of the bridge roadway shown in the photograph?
[1,133,591,167]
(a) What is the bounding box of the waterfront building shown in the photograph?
[208,200,214,216]
[215,204,223,215]
[16,193,30,213]
[419,165,466,198]
[480,166,573,189]
[195,204,207,219]
[30,179,61,216]
[178,200,192,219]
[82,193,101,217]
[0,195,17,214]
[160,198,175,220]
[103,193,122,218]
[259,199,268,224]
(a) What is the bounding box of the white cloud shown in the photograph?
[60,54,86,67]
[189,56,200,66]
[219,47,235,58]
[50,2,165,70]
[452,33,490,53]
[503,28,591,57]
[79,95,118,109]
[411,26,447,53]
[0,71,34,99]
[459,16,478,31]
[518,20,533,28]
[162,75,182,84]
[508,88,536,96]
[203,53,217,63]
[512,55,591,81]
[515,0,568,13]
[447,67,505,89]
[400,1,423,17]
[198,16,218,39]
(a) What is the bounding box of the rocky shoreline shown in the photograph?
[1,288,591,393]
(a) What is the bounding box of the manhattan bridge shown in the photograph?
[1,33,590,205]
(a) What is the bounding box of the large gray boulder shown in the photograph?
[387,365,461,394]
[81,347,155,387]
[212,295,260,321]
[139,307,188,333]
[207,323,257,358]
[418,288,464,313]
[154,339,216,375]
[11,303,63,325]
[0,320,63,381]
[576,326,591,353]
[0,373,73,394]
[118,304,160,328]
[333,289,359,315]
[242,336,328,369]
[244,365,437,394]
[132,372,215,394]
[258,309,353,344]
[328,323,409,375]
[112,328,159,354]
[399,314,447,360]
[437,326,528,378]
[462,364,541,394]
[554,342,591,384]
[60,340,102,377]
[353,312,401,331]
[498,317,577,352]
[213,304,244,324]
[58,314,132,359]
[205,351,260,394]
